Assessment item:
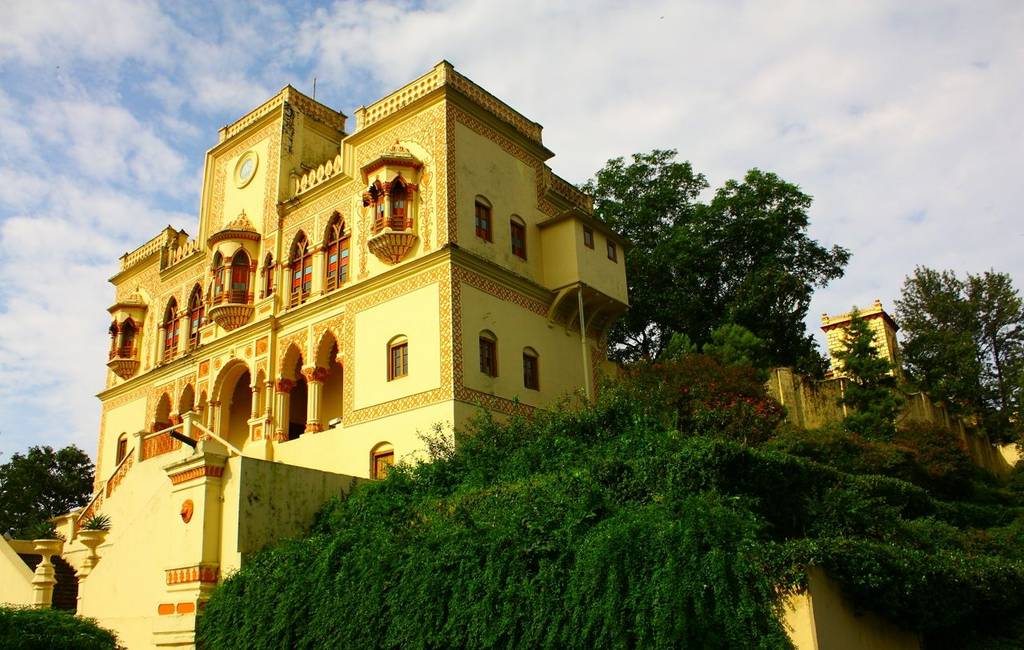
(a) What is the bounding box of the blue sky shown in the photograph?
[1,0,1022,460]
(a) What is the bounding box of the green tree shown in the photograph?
[0,445,94,538]
[832,309,903,438]
[895,267,1024,441]
[967,271,1024,433]
[585,150,849,373]
[702,323,768,369]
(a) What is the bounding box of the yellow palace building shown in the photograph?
[1,62,627,647]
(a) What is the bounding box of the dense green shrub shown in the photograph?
[199,359,1024,649]
[0,606,121,650]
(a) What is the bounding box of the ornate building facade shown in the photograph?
[19,62,628,647]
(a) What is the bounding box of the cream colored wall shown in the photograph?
[219,456,358,575]
[460,283,591,408]
[539,219,579,290]
[96,396,147,485]
[783,567,920,650]
[76,443,195,650]
[352,282,441,409]
[454,121,546,285]
[0,535,34,606]
[272,401,453,477]
[576,226,628,303]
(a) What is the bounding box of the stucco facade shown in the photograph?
[25,62,628,647]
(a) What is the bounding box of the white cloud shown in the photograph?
[1,0,1023,460]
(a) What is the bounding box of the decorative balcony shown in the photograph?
[107,345,139,379]
[367,215,418,265]
[207,290,254,331]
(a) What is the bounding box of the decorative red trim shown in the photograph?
[168,465,224,485]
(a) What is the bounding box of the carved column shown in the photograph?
[250,385,261,420]
[208,401,222,436]
[264,380,274,420]
[31,539,63,608]
[302,367,328,433]
[247,261,257,305]
[274,379,294,441]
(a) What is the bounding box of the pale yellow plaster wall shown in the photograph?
[454,121,546,285]
[539,219,579,290]
[219,136,272,234]
[785,568,920,649]
[460,283,591,408]
[352,282,441,409]
[219,456,359,575]
[0,535,34,606]
[77,443,195,650]
[272,401,454,477]
[97,396,147,484]
[577,227,628,303]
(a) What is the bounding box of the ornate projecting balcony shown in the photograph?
[207,290,254,331]
[367,215,418,265]
[107,345,139,379]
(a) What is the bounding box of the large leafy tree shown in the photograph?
[0,445,94,538]
[585,150,849,373]
[895,267,1024,441]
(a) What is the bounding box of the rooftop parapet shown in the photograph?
[354,61,544,145]
[116,227,184,275]
[218,85,347,143]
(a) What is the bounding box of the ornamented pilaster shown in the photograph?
[301,367,329,433]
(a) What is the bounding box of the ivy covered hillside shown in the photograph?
[199,354,1024,649]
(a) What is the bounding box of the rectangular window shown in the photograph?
[606,240,617,262]
[583,226,594,249]
[479,337,497,377]
[523,353,539,390]
[116,437,127,464]
[475,202,492,242]
[389,342,409,380]
[510,221,526,259]
[340,239,350,283]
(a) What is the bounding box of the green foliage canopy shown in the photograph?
[584,150,849,373]
[0,445,94,538]
[895,267,1024,442]
[0,606,121,650]
[199,357,1024,650]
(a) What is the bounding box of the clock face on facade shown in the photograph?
[235,151,258,188]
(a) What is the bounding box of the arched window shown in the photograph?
[262,253,274,298]
[479,330,497,377]
[119,318,137,359]
[289,232,313,307]
[475,196,492,242]
[364,181,386,232]
[523,347,539,390]
[510,215,526,259]
[371,442,394,480]
[187,285,204,349]
[163,298,180,362]
[212,252,225,302]
[108,322,119,359]
[387,335,408,381]
[230,250,251,304]
[115,433,129,465]
[390,179,408,230]
[324,214,350,292]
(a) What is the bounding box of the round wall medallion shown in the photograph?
[234,151,258,188]
[180,499,194,523]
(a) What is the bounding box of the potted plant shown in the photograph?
[76,515,111,579]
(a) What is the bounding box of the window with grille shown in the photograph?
[388,339,409,380]
[479,334,497,377]
[583,226,594,249]
[510,219,526,259]
[475,200,492,242]
[523,348,539,390]
[325,216,350,292]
